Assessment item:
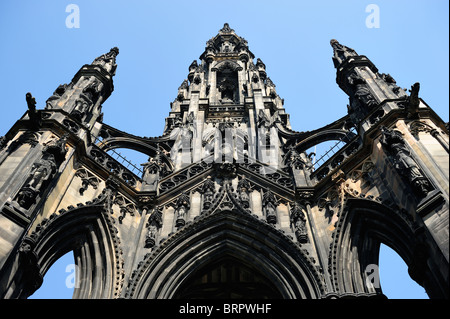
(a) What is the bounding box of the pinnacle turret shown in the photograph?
[330,39,358,68]
[92,47,119,76]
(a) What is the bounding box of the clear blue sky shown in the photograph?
[0,0,447,299]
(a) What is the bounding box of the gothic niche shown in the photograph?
[201,176,215,210]
[175,192,190,228]
[237,176,250,209]
[217,66,239,104]
[71,80,102,123]
[348,72,377,114]
[262,190,277,224]
[15,134,68,210]
[45,83,68,109]
[145,207,163,248]
[380,126,432,197]
[290,202,309,244]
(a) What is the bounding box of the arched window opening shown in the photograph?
[217,69,239,104]
[378,244,428,299]
[28,251,75,299]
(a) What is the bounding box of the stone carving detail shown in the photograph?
[70,94,92,123]
[15,134,68,209]
[262,190,277,224]
[114,194,137,223]
[290,202,309,243]
[380,126,432,197]
[175,192,190,228]
[92,47,119,75]
[380,73,403,96]
[45,83,68,109]
[159,161,212,194]
[18,237,42,294]
[285,145,307,170]
[26,92,42,129]
[88,145,139,188]
[215,162,237,179]
[348,72,378,111]
[145,207,163,248]
[75,168,100,195]
[237,176,250,209]
[409,120,433,137]
[201,176,215,210]
[330,39,358,68]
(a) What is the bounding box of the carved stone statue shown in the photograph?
[145,224,158,248]
[349,73,377,110]
[28,154,57,191]
[202,176,215,210]
[380,126,432,197]
[175,194,190,228]
[263,191,277,224]
[92,47,119,75]
[145,207,163,248]
[290,202,308,243]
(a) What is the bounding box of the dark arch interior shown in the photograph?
[173,257,283,299]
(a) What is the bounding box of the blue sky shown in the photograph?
[0,0,447,299]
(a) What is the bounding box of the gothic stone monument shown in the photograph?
[0,24,448,299]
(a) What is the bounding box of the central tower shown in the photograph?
[162,22,287,173]
[0,23,448,299]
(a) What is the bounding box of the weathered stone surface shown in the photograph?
[0,24,448,299]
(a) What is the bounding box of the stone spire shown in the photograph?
[92,47,119,76]
[330,39,358,68]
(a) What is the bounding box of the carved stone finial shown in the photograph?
[219,23,234,34]
[330,39,358,68]
[92,47,119,75]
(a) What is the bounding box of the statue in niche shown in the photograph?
[265,202,277,224]
[218,77,236,104]
[175,194,190,228]
[294,218,308,243]
[290,202,308,243]
[145,207,163,248]
[145,224,158,248]
[348,72,377,110]
[27,154,57,191]
[237,176,251,209]
[16,153,57,209]
[71,98,89,122]
[380,126,432,197]
[263,191,277,224]
[202,176,215,210]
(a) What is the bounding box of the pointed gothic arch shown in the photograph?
[127,209,324,299]
[328,198,446,298]
[12,204,124,299]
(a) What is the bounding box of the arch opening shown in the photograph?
[173,256,283,299]
[379,244,428,299]
[129,210,323,299]
[28,251,75,299]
